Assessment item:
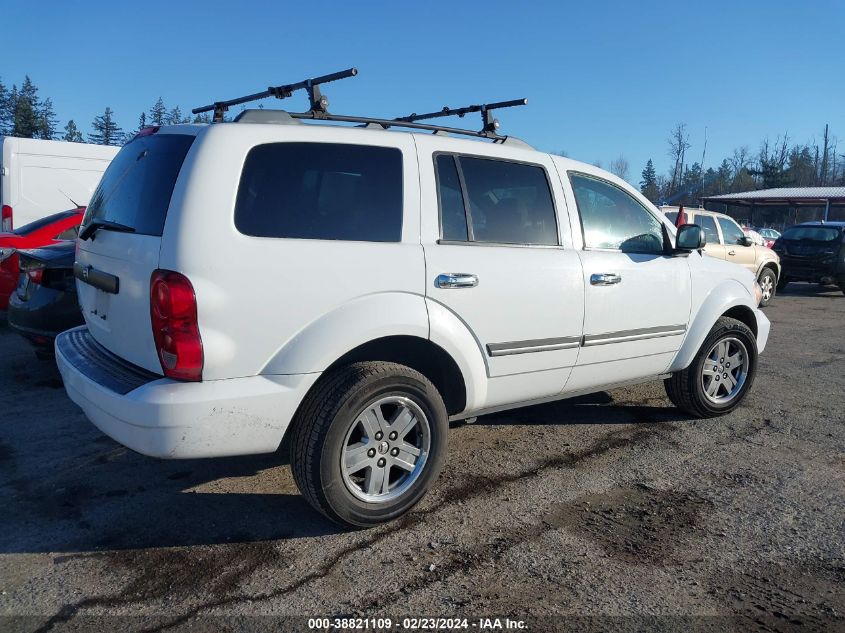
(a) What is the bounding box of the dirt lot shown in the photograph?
[1,285,843,633]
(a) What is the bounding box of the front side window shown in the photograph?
[569,173,665,254]
[235,143,403,242]
[717,217,746,245]
[694,214,721,245]
[434,154,558,246]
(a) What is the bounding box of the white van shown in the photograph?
[0,137,119,231]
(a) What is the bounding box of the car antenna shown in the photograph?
[394,98,528,138]
[192,68,358,122]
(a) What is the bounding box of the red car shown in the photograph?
[0,208,84,311]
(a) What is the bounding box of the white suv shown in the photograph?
[55,75,770,527]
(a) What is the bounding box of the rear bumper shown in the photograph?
[55,326,320,458]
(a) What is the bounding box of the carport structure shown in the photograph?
[702,187,845,229]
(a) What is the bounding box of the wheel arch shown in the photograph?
[668,280,760,373]
[324,336,467,415]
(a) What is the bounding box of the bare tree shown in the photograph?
[820,124,830,185]
[609,155,630,181]
[667,123,691,196]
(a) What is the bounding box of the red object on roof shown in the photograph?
[675,205,688,227]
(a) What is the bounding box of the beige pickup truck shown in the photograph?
[662,207,781,306]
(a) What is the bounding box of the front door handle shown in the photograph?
[436,273,478,289]
[590,273,622,286]
[728,250,736,256]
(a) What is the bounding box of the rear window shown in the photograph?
[664,211,677,224]
[83,134,195,237]
[13,210,79,236]
[235,142,403,242]
[782,226,842,242]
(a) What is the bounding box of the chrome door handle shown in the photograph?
[590,273,622,286]
[728,250,736,256]
[436,273,478,289]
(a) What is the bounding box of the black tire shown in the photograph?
[758,267,777,307]
[290,361,448,528]
[776,275,789,291]
[665,316,758,418]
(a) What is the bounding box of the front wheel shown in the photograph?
[665,317,758,418]
[290,361,448,528]
[758,268,777,306]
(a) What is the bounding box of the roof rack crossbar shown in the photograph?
[192,67,358,122]
[284,111,532,147]
[396,98,527,136]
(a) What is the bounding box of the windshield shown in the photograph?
[781,226,842,242]
[12,210,79,236]
[83,133,194,237]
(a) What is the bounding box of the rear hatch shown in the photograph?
[75,130,196,374]
[17,242,76,303]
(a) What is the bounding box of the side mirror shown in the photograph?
[739,236,753,247]
[675,224,706,251]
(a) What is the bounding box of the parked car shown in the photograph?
[663,208,780,306]
[755,227,782,249]
[1,137,117,230]
[772,222,845,294]
[742,226,768,247]
[8,241,83,358]
[55,96,770,528]
[0,208,84,311]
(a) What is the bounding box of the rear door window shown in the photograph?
[235,142,403,242]
[434,155,558,246]
[84,134,195,237]
[695,215,721,244]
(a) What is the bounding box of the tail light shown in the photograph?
[1,205,11,232]
[150,270,203,381]
[27,265,45,286]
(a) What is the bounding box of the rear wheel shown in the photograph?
[758,268,777,306]
[290,361,448,528]
[665,317,758,418]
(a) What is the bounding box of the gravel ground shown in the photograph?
[0,284,843,633]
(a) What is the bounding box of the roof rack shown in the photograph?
[193,68,359,122]
[395,99,528,136]
[192,68,530,145]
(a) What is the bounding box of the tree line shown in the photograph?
[637,122,844,205]
[0,74,210,146]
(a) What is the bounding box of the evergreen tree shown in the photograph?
[88,107,124,145]
[148,97,166,125]
[13,76,41,138]
[0,77,10,135]
[63,119,83,142]
[192,112,211,124]
[137,111,147,131]
[639,159,659,202]
[37,97,58,139]
[167,105,185,125]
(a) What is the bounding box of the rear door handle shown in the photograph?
[436,273,478,289]
[590,273,622,286]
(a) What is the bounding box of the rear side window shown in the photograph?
[695,215,720,244]
[84,134,195,237]
[435,154,558,246]
[235,143,403,242]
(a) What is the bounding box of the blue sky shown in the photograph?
[3,0,844,181]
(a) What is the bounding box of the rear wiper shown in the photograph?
[79,219,136,241]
